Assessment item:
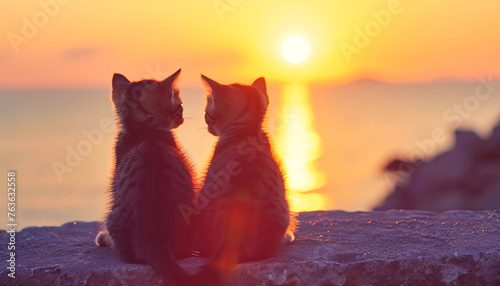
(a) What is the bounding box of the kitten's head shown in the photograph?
[201,75,269,136]
[111,69,184,131]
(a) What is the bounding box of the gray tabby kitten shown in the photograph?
[96,69,195,285]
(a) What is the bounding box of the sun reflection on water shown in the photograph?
[276,84,327,212]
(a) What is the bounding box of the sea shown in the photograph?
[1,80,499,229]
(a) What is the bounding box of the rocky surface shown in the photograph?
[378,119,500,211]
[1,210,499,285]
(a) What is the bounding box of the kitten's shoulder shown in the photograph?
[116,142,148,170]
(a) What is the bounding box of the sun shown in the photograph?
[281,36,310,63]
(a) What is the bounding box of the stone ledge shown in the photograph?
[1,210,499,285]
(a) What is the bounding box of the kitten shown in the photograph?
[95,69,195,284]
[192,75,296,284]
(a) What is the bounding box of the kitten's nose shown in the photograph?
[175,105,183,117]
[205,112,215,125]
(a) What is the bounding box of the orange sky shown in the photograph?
[1,0,499,89]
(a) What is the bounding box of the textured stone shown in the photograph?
[378,119,500,211]
[1,210,499,285]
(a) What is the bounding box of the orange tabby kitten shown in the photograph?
[192,75,296,284]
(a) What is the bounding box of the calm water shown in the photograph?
[1,81,499,229]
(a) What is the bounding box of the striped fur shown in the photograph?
[193,75,297,284]
[96,69,196,285]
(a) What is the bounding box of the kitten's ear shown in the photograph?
[251,77,267,95]
[252,77,269,109]
[201,74,222,93]
[159,69,181,94]
[112,73,131,87]
[111,73,131,107]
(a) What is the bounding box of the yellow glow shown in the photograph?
[289,193,325,212]
[281,36,310,63]
[276,84,326,212]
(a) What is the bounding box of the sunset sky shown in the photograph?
[1,0,499,89]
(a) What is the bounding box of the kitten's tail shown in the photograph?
[153,251,196,286]
[190,241,239,286]
[190,220,243,285]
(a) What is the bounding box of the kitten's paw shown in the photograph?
[283,230,295,243]
[95,230,111,247]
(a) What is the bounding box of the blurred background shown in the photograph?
[1,0,499,229]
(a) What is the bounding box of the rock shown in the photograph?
[383,158,423,173]
[454,130,483,152]
[1,210,499,285]
[378,119,500,211]
[487,123,500,149]
[484,124,500,160]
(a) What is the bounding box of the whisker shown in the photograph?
[195,131,214,149]
[183,118,205,130]
[183,124,207,137]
